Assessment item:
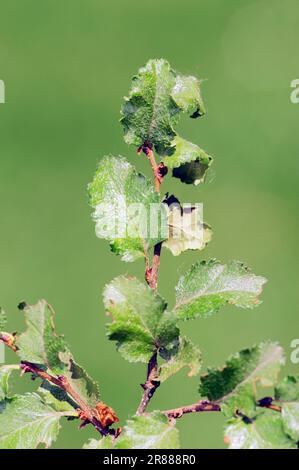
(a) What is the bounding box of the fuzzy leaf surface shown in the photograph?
[224,410,296,449]
[174,259,267,320]
[0,393,69,449]
[199,342,285,417]
[121,59,205,155]
[103,276,178,363]
[88,155,166,262]
[162,137,213,185]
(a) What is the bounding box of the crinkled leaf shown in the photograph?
[275,375,299,441]
[158,336,201,382]
[120,59,205,155]
[114,412,180,449]
[104,276,178,363]
[0,393,70,449]
[0,365,18,401]
[88,155,166,262]
[163,197,212,256]
[224,410,296,449]
[162,137,213,185]
[199,342,285,417]
[16,300,100,407]
[174,259,267,320]
[16,300,67,373]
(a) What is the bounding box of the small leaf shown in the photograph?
[174,259,267,320]
[16,300,67,373]
[275,375,299,441]
[0,365,18,401]
[104,276,178,363]
[158,336,201,382]
[16,300,100,407]
[88,155,166,262]
[0,393,70,449]
[163,196,212,256]
[114,412,180,449]
[224,410,296,449]
[162,137,213,185]
[120,59,205,155]
[171,74,205,117]
[199,342,285,417]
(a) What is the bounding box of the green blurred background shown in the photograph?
[0,0,298,448]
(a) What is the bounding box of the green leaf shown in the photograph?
[275,375,299,441]
[162,137,213,185]
[199,342,285,417]
[88,155,166,262]
[224,410,297,449]
[174,259,267,320]
[0,392,71,449]
[114,412,180,449]
[0,308,7,331]
[171,74,205,117]
[163,197,212,256]
[38,381,77,413]
[158,336,201,382]
[83,436,114,449]
[0,365,18,401]
[16,300,67,373]
[16,300,100,407]
[104,276,178,363]
[120,59,205,155]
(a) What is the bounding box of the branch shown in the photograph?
[20,361,112,436]
[136,352,160,415]
[0,335,116,437]
[163,400,221,420]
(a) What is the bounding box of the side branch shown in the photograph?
[20,361,110,435]
[163,400,221,420]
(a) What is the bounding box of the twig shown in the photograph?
[0,332,115,437]
[136,352,160,415]
[163,400,221,420]
[145,242,162,290]
[20,361,110,435]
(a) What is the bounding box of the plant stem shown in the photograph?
[136,352,160,415]
[162,400,221,420]
[19,361,110,435]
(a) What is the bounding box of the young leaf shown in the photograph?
[114,412,180,449]
[174,259,267,320]
[16,300,100,407]
[199,342,285,417]
[275,375,299,441]
[0,365,18,401]
[16,300,68,373]
[120,59,205,155]
[163,197,212,256]
[224,410,297,449]
[162,137,213,185]
[103,276,178,363]
[88,155,166,262]
[0,392,71,449]
[158,336,201,382]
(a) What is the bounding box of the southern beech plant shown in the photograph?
[1,59,299,450]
